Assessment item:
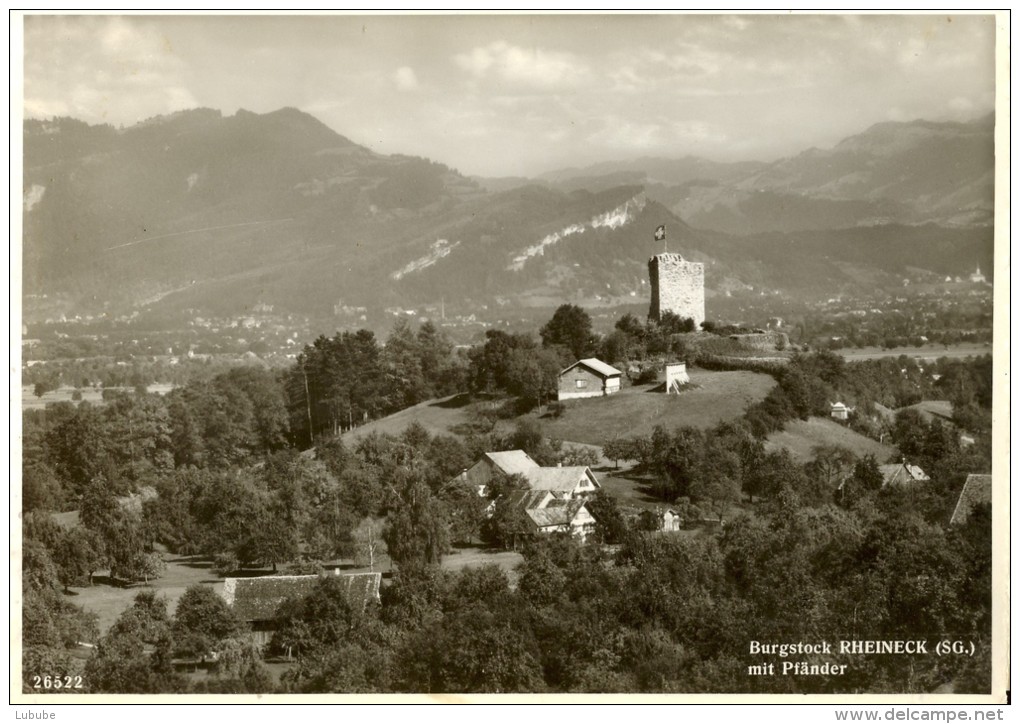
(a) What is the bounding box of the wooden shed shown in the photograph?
[557,358,623,401]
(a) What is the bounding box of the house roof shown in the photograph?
[220,572,381,622]
[504,489,556,510]
[524,466,600,493]
[526,499,588,528]
[950,474,992,526]
[561,358,623,379]
[879,462,930,486]
[484,450,540,476]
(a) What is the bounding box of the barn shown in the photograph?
[220,571,381,647]
[557,358,623,401]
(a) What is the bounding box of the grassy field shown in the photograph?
[63,543,523,638]
[765,416,897,464]
[339,370,775,448]
[534,369,776,446]
[21,384,176,411]
[65,552,225,636]
[341,392,480,442]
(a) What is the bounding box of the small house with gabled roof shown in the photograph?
[879,461,930,487]
[557,358,623,401]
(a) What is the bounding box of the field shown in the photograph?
[64,552,225,635]
[63,544,524,638]
[836,343,992,361]
[340,370,775,448]
[534,369,776,446]
[21,384,176,411]
[765,416,898,464]
[341,392,479,442]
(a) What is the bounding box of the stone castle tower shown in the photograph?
[648,252,705,328]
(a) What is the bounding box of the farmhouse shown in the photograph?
[523,465,601,498]
[949,473,992,526]
[497,479,598,541]
[220,571,381,646]
[451,449,540,496]
[521,498,596,541]
[557,358,622,401]
[879,461,930,487]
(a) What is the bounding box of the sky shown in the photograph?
[21,13,998,177]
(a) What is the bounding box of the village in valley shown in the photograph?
[18,13,1000,701]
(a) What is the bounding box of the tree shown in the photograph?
[172,585,246,658]
[85,592,183,693]
[136,551,167,585]
[385,318,428,409]
[400,603,545,693]
[615,313,645,341]
[353,518,388,571]
[558,445,601,467]
[805,445,858,492]
[22,463,64,513]
[55,526,107,591]
[540,304,596,360]
[585,491,629,544]
[206,635,273,692]
[504,346,561,410]
[482,496,533,552]
[602,437,636,469]
[839,454,885,507]
[383,478,450,572]
[33,371,60,398]
[272,575,374,658]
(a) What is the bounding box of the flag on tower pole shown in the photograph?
[654,224,666,252]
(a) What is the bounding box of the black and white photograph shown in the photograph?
[13,11,1008,704]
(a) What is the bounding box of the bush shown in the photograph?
[546,402,565,418]
[631,366,659,385]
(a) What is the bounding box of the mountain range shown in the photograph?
[22,108,995,324]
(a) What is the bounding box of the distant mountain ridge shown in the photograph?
[22,108,994,323]
[537,114,995,234]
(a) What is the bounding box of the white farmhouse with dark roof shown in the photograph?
[557,358,622,401]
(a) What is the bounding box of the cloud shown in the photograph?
[393,66,419,91]
[586,116,727,152]
[24,16,197,124]
[454,41,589,89]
